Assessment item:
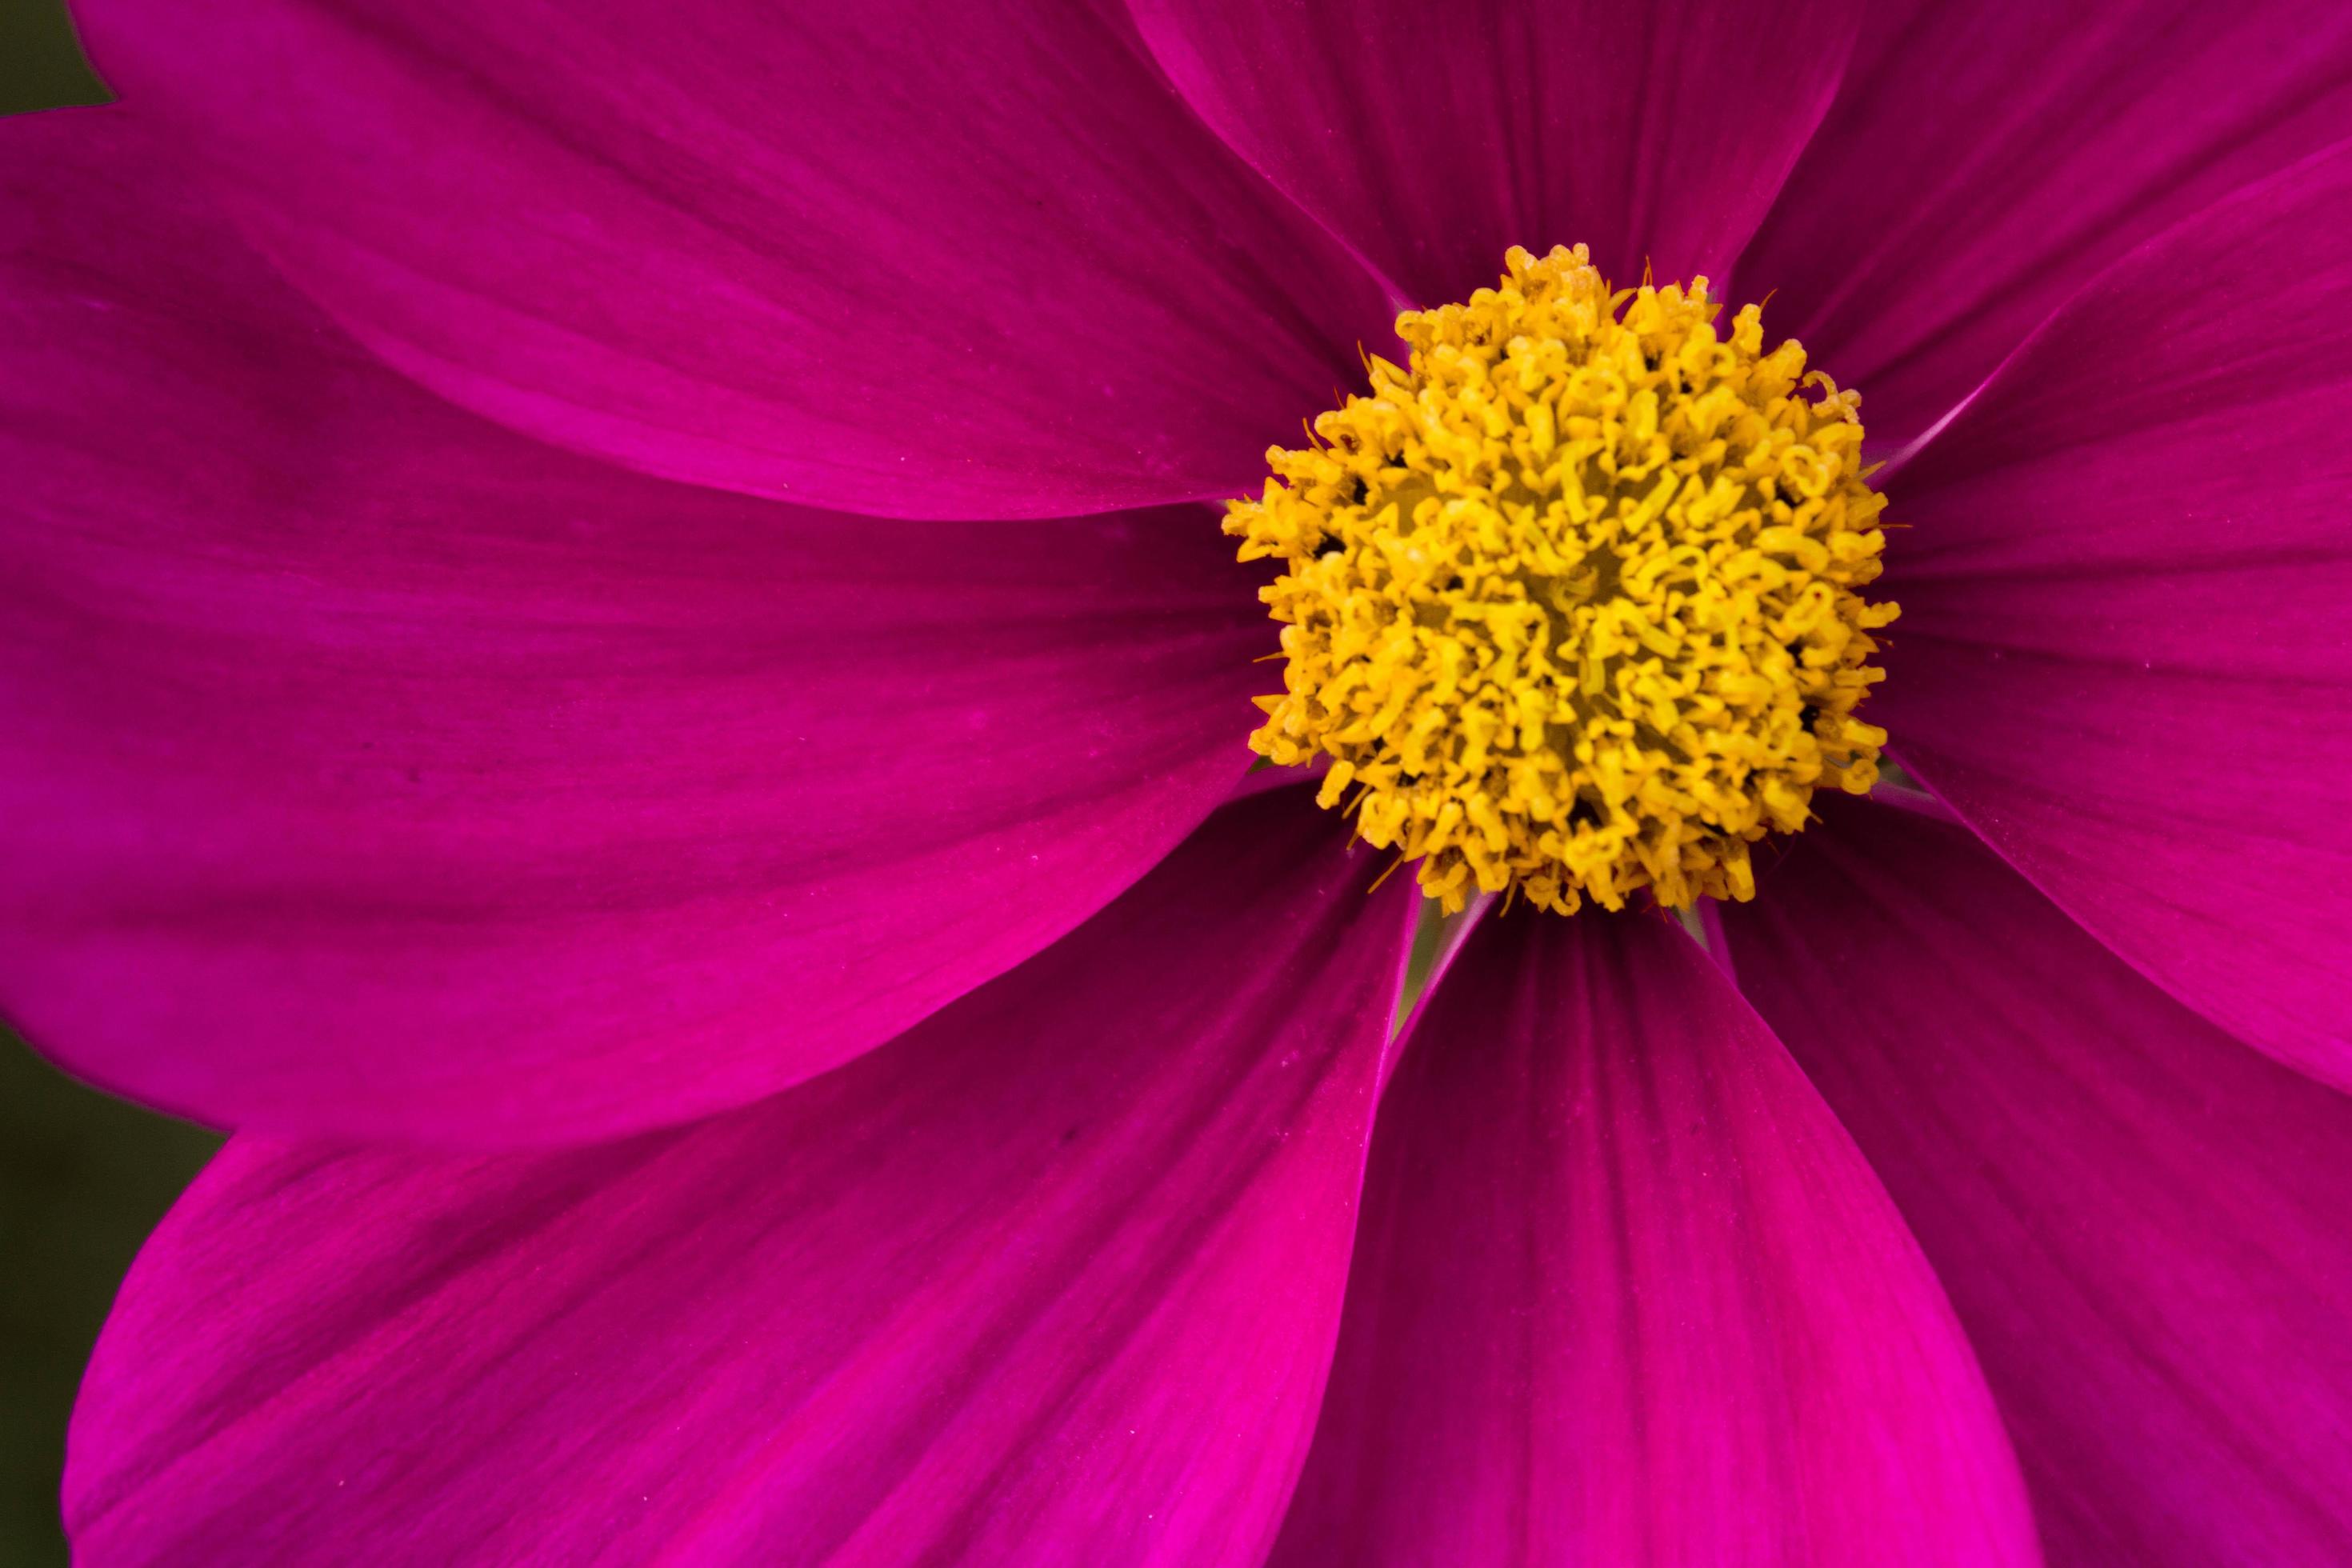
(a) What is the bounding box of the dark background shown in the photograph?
[4,9,226,1563]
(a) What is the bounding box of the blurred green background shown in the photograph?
[5,0,102,114]
[3,14,226,1566]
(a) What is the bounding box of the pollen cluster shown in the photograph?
[1229,244,1898,914]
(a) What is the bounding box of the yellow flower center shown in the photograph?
[1228,245,1898,915]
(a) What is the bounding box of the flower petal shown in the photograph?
[1126,0,1865,306]
[1724,799,2352,1566]
[70,1,1388,518]
[1870,139,2352,1087]
[1270,906,2038,1565]
[1,107,1270,1146]
[66,792,1415,1566]
[1739,0,2352,447]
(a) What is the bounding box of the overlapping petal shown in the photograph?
[1126,0,1863,309]
[66,793,1416,1566]
[67,0,1388,518]
[1270,907,2038,1565]
[1870,139,2352,1086]
[1726,800,2352,1566]
[1,108,1270,1146]
[1741,0,2352,449]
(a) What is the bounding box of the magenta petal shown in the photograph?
[1270,907,2038,1565]
[1870,141,2352,1087]
[69,3,1388,519]
[2,107,1270,1146]
[66,794,1415,1565]
[1725,801,2352,1566]
[1127,0,1864,306]
[1740,1,2352,447]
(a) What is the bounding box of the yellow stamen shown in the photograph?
[1227,245,1898,915]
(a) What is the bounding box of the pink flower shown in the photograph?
[6,0,2350,1561]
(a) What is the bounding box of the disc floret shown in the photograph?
[1229,244,1898,914]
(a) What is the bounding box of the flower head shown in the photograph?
[6,2,2352,1563]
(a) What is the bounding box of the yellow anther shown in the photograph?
[1228,245,1898,914]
